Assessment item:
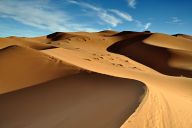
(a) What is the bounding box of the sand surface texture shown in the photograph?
[0,31,192,128]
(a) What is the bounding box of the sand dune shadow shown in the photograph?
[0,72,145,128]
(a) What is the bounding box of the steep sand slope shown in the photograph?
[144,33,192,73]
[108,33,192,77]
[0,72,145,128]
[0,45,79,94]
[42,31,192,128]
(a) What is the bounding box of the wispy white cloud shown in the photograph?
[0,0,98,32]
[127,0,137,8]
[166,17,183,24]
[67,0,101,11]
[67,0,122,27]
[99,12,122,27]
[143,23,151,30]
[67,0,152,31]
[109,9,133,21]
[67,0,151,31]
[0,0,151,35]
[134,20,152,31]
[171,17,181,23]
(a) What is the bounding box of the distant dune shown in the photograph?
[173,34,192,40]
[0,30,192,128]
[107,33,192,77]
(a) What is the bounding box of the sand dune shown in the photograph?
[0,45,79,94]
[41,31,192,128]
[0,36,55,50]
[0,72,145,128]
[0,30,192,128]
[144,33,192,51]
[173,34,192,41]
[107,32,192,77]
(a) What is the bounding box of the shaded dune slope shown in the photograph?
[0,72,145,128]
[113,31,148,36]
[112,31,151,40]
[0,45,79,94]
[107,33,192,77]
[47,32,75,41]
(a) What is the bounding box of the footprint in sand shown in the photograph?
[84,58,91,61]
[132,67,142,71]
[48,56,58,62]
[93,57,100,60]
[92,53,97,56]
[47,42,52,44]
[111,63,116,66]
[64,41,70,44]
[111,63,124,67]
[117,64,124,67]
[110,58,114,60]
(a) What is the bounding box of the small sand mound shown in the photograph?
[96,30,118,36]
[47,32,90,42]
[173,34,192,41]
[47,32,75,41]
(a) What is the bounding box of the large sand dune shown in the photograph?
[0,72,145,128]
[0,45,79,94]
[0,31,192,128]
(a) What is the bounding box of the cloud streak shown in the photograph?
[166,17,183,25]
[109,9,133,21]
[134,20,152,31]
[144,23,151,30]
[0,0,151,35]
[0,0,98,32]
[67,0,122,27]
[127,0,137,8]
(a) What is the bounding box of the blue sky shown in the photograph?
[0,0,191,37]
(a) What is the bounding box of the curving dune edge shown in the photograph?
[0,31,192,128]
